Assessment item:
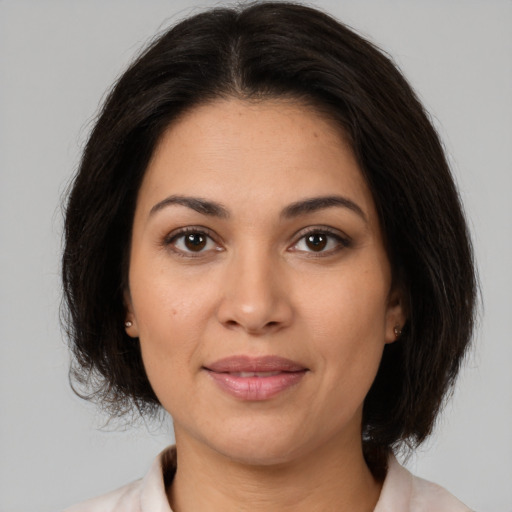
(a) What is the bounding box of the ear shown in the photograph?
[384,285,407,344]
[123,289,139,338]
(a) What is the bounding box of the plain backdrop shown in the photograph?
[1,1,511,511]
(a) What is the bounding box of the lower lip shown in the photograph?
[205,370,307,400]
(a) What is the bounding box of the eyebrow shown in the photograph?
[149,194,366,222]
[281,195,367,222]
[149,195,230,218]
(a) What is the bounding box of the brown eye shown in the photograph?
[305,233,328,251]
[184,233,207,251]
[291,229,350,255]
[169,230,217,255]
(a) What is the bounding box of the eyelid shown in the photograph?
[164,225,217,242]
[288,226,352,254]
[161,225,351,257]
[163,226,223,255]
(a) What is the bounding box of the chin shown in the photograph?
[198,420,318,467]
[215,440,304,467]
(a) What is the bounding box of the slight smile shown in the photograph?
[203,356,309,401]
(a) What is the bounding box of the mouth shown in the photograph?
[203,355,308,401]
[228,371,282,377]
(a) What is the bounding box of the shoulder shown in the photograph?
[62,446,176,512]
[375,455,473,512]
[410,474,473,512]
[62,479,143,512]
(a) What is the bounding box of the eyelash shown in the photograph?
[163,226,221,257]
[163,226,351,257]
[290,227,352,256]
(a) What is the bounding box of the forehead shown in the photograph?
[137,98,376,221]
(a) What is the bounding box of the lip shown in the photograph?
[203,355,308,401]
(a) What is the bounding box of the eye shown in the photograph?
[291,229,350,254]
[166,228,220,255]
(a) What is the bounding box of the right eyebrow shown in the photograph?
[149,195,230,219]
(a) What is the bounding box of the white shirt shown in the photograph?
[63,447,472,511]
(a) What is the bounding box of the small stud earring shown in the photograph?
[125,321,133,328]
[393,326,402,338]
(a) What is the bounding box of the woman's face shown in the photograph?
[126,98,404,465]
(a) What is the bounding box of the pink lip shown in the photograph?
[203,356,308,401]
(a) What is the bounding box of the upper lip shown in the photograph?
[204,355,307,373]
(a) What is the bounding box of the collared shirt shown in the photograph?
[63,446,472,511]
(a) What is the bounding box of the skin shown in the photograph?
[125,98,405,512]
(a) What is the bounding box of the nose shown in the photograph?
[215,246,294,335]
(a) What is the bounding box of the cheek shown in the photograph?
[302,261,390,340]
[300,262,390,390]
[130,252,212,331]
[129,265,214,384]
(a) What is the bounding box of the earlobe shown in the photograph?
[123,289,139,338]
[124,317,139,338]
[385,288,407,344]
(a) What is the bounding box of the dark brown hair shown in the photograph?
[62,1,477,477]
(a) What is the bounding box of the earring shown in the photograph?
[125,321,133,328]
[393,326,402,338]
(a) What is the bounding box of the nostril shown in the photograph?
[222,318,282,333]
[216,291,294,334]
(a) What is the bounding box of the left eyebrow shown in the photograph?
[281,195,367,222]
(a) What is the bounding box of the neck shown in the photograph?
[168,433,382,512]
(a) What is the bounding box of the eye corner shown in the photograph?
[289,226,352,256]
[162,226,223,258]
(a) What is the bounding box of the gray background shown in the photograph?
[1,1,511,511]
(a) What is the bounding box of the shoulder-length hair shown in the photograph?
[62,1,476,477]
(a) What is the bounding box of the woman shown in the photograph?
[62,2,476,511]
